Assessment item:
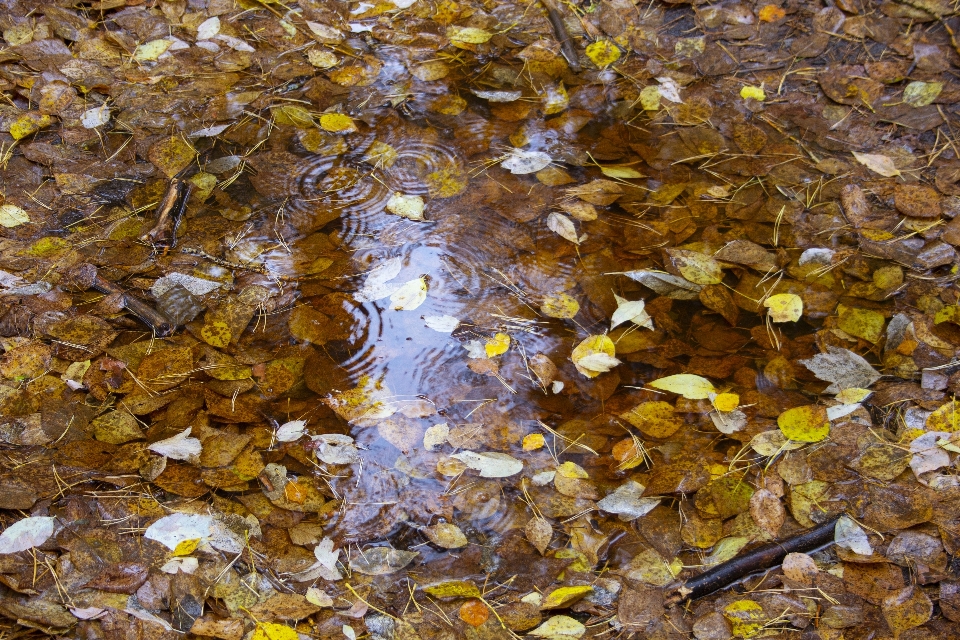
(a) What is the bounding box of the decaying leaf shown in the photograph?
[451,451,523,477]
[0,517,56,554]
[349,546,418,575]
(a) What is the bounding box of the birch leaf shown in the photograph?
[389,277,427,310]
[147,428,202,462]
[611,294,653,330]
[451,451,523,477]
[276,420,307,442]
[0,517,57,554]
[835,515,873,555]
[852,151,900,177]
[546,212,579,244]
[648,374,716,399]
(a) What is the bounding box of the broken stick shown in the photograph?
[139,177,193,248]
[92,276,174,337]
[663,515,840,607]
[540,0,581,73]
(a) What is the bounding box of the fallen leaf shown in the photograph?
[0,204,29,228]
[502,149,552,174]
[853,151,901,177]
[835,515,873,556]
[0,516,56,554]
[349,546,418,575]
[571,334,620,377]
[777,405,830,443]
[451,451,523,477]
[147,428,202,462]
[585,39,621,68]
[386,193,425,221]
[547,211,580,244]
[648,373,716,399]
[764,293,803,322]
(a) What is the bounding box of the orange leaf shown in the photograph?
[758,5,786,21]
[459,599,489,627]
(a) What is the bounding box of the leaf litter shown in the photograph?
[0,0,959,638]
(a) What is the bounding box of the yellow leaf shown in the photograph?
[758,5,786,21]
[571,334,619,378]
[620,401,682,438]
[10,113,53,140]
[903,81,942,107]
[522,434,545,451]
[307,49,339,69]
[777,405,830,443]
[639,85,660,111]
[648,373,716,399]
[200,321,232,348]
[599,165,644,179]
[541,585,594,609]
[485,332,511,357]
[319,113,358,134]
[763,293,803,322]
[423,580,482,598]
[173,539,200,556]
[852,151,900,177]
[134,39,173,62]
[0,204,30,227]
[446,26,493,44]
[713,393,740,413]
[585,39,621,68]
[252,622,298,640]
[556,461,589,479]
[740,85,766,101]
[541,293,580,318]
[927,400,960,432]
[273,105,315,128]
[723,600,765,638]
[835,388,871,404]
[666,249,723,285]
[837,306,885,343]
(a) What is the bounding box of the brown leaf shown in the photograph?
[81,562,148,594]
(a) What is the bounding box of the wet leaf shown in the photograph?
[134,39,173,61]
[0,204,29,228]
[485,332,511,357]
[386,193,425,221]
[666,249,724,285]
[529,615,585,638]
[446,26,493,44]
[451,451,523,477]
[459,599,489,626]
[349,546,418,575]
[390,277,427,310]
[319,113,358,134]
[620,401,682,438]
[80,104,110,129]
[763,293,802,322]
[882,586,932,639]
[777,405,830,443]
[712,393,740,412]
[0,516,56,554]
[611,294,653,330]
[648,373,716,399]
[597,480,659,520]
[423,580,481,598]
[541,585,593,609]
[525,517,552,555]
[740,85,766,101]
[251,622,297,640]
[149,135,196,177]
[422,523,468,548]
[148,427,201,462]
[145,514,212,550]
[585,40,621,68]
[547,212,580,244]
[927,400,960,432]
[275,420,307,442]
[571,334,619,377]
[722,600,765,638]
[852,151,901,177]
[835,515,873,556]
[800,346,881,393]
[541,293,579,319]
[903,81,942,107]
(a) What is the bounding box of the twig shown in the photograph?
[92,276,174,337]
[663,515,840,606]
[540,0,581,73]
[139,178,193,248]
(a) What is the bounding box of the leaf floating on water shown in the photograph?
[598,164,644,179]
[525,517,553,555]
[147,428,202,462]
[712,393,740,413]
[423,315,459,333]
[485,332,511,357]
[451,451,523,477]
[446,25,494,45]
[275,420,307,442]
[763,293,803,322]
[0,204,29,228]
[472,89,522,102]
[740,85,766,101]
[251,622,298,640]
[835,515,873,556]
[423,580,482,598]
[852,151,901,177]
[620,270,702,299]
[541,585,593,609]
[311,434,361,464]
[422,522,468,548]
[145,514,212,550]
[546,212,580,244]
[386,193,425,221]
[0,516,56,554]
[502,148,552,174]
[571,334,619,378]
[597,480,659,520]
[319,113,358,134]
[389,277,427,311]
[648,373,716,399]
[610,294,653,330]
[350,546,418,575]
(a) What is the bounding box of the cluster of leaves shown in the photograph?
[1,0,960,638]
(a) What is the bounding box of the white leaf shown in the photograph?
[389,277,427,310]
[423,423,449,451]
[501,149,552,174]
[472,89,522,102]
[306,587,334,607]
[354,257,403,302]
[710,408,748,434]
[800,346,881,394]
[910,431,952,477]
[386,193,425,221]
[70,607,107,620]
[151,272,222,297]
[529,615,586,638]
[311,434,361,465]
[826,403,861,421]
[835,515,873,556]
[147,427,202,462]
[0,517,56,554]
[144,514,213,550]
[81,104,110,129]
[190,123,230,138]
[276,420,307,442]
[852,151,900,177]
[597,480,660,520]
[451,451,523,478]
[290,537,345,581]
[656,77,683,103]
[214,34,255,52]
[196,16,220,41]
[611,294,653,330]
[160,557,199,574]
[306,21,344,43]
[423,315,459,333]
[0,204,30,228]
[574,352,620,373]
[546,212,579,244]
[343,625,356,640]
[551,380,564,393]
